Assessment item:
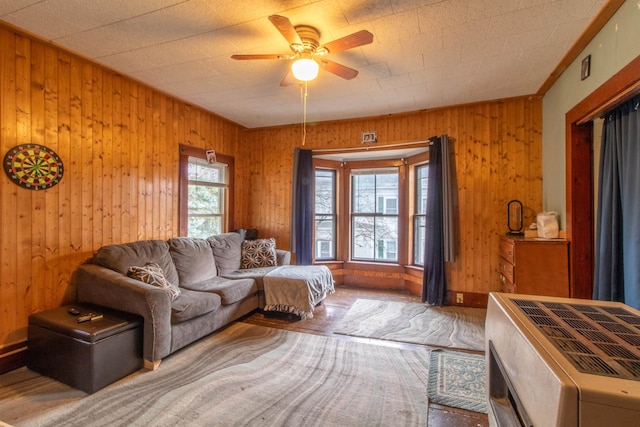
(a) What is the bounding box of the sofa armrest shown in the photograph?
[276,249,291,266]
[73,264,172,363]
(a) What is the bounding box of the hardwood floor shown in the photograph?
[242,286,489,427]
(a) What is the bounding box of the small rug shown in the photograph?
[0,323,430,427]
[427,349,487,413]
[334,299,486,351]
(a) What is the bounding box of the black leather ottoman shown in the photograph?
[27,303,143,394]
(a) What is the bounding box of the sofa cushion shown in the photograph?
[95,240,179,286]
[168,237,217,286]
[127,262,181,301]
[241,238,277,269]
[170,288,221,323]
[208,232,243,275]
[180,277,257,305]
[220,266,280,290]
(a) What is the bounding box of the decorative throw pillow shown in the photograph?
[127,262,181,301]
[241,238,277,269]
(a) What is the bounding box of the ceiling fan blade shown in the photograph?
[280,70,295,87]
[320,30,373,53]
[268,15,302,46]
[231,54,289,60]
[319,59,359,80]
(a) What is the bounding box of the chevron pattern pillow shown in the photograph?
[127,262,181,301]
[241,238,277,269]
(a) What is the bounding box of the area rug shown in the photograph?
[427,349,487,413]
[0,322,430,427]
[334,299,486,351]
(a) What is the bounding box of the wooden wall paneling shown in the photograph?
[142,87,152,238]
[160,94,169,236]
[487,101,500,292]
[112,74,123,244]
[1,29,18,342]
[103,71,115,246]
[30,41,46,312]
[458,107,473,293]
[468,106,481,294]
[242,97,543,299]
[81,62,94,258]
[119,78,132,244]
[479,103,492,295]
[154,93,162,236]
[0,26,248,361]
[141,88,150,237]
[92,67,105,249]
[469,106,481,293]
[532,99,543,219]
[129,83,140,241]
[57,52,73,302]
[44,46,61,307]
[165,101,174,236]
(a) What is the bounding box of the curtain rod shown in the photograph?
[312,139,432,155]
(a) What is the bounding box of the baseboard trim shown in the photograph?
[445,291,488,309]
[0,341,27,374]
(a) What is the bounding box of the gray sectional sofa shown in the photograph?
[73,232,291,369]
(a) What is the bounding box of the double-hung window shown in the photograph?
[314,169,337,260]
[186,158,226,238]
[179,145,233,238]
[413,164,428,265]
[351,168,399,262]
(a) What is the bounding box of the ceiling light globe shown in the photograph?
[292,58,319,81]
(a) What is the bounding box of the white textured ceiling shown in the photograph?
[0,0,608,128]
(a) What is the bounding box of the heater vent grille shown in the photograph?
[513,299,640,380]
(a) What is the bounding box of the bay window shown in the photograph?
[313,149,428,267]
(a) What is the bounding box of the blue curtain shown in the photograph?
[593,95,640,309]
[291,148,313,265]
[423,135,455,305]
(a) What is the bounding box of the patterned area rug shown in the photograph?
[0,323,430,427]
[334,299,486,351]
[427,349,487,413]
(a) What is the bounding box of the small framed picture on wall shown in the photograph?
[581,55,591,80]
[206,150,217,164]
[361,131,377,143]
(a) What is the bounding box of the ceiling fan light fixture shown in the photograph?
[291,58,319,81]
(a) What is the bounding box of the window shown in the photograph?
[312,149,428,266]
[179,145,234,238]
[413,164,428,265]
[187,158,226,238]
[351,168,399,262]
[315,169,336,260]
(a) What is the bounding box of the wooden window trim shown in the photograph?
[179,144,234,237]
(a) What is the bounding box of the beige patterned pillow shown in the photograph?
[127,262,181,301]
[241,238,277,269]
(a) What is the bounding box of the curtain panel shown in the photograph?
[593,95,640,309]
[291,148,314,265]
[422,134,455,305]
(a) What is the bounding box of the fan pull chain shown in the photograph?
[301,81,308,146]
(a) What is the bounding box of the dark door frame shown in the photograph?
[565,54,640,299]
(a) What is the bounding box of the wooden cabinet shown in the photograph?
[498,236,570,297]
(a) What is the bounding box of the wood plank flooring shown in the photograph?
[242,286,489,427]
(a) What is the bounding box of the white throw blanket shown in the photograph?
[263,265,335,318]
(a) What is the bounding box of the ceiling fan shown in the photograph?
[231,15,373,86]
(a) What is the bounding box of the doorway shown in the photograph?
[566,55,640,299]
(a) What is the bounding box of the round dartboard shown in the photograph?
[3,144,64,190]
